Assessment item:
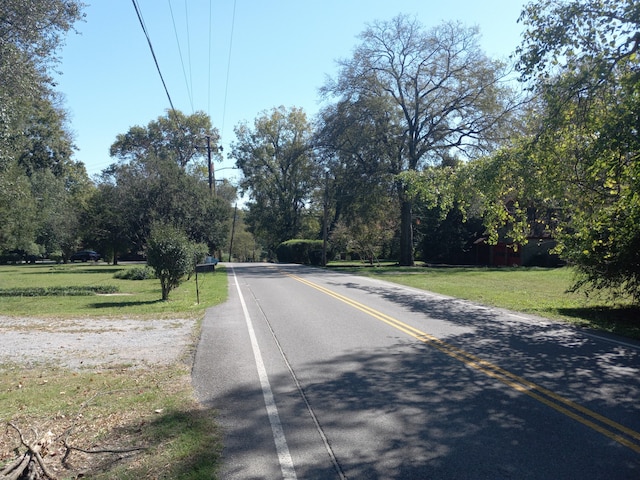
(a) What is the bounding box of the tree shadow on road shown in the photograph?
[205,335,640,479]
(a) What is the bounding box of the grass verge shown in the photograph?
[0,262,228,478]
[0,262,227,318]
[328,263,640,339]
[0,364,221,479]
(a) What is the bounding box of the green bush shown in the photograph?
[146,224,193,301]
[0,285,119,296]
[113,266,155,280]
[276,240,325,265]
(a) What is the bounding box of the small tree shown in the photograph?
[146,224,192,301]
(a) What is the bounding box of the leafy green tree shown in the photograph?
[315,96,402,252]
[110,110,218,169]
[399,157,485,264]
[13,96,75,177]
[0,0,86,257]
[146,223,193,301]
[510,0,640,301]
[323,15,518,265]
[0,0,84,168]
[516,0,639,84]
[0,163,38,255]
[96,154,231,258]
[330,211,397,265]
[231,106,318,252]
[83,181,132,263]
[227,209,262,262]
[104,110,231,257]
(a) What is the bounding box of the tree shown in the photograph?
[323,15,518,265]
[227,209,262,262]
[0,0,85,168]
[511,0,640,301]
[0,163,38,256]
[231,106,318,252]
[0,1,87,258]
[516,0,639,83]
[83,181,132,263]
[315,95,403,252]
[146,223,192,301]
[104,110,231,258]
[96,154,231,259]
[110,110,218,169]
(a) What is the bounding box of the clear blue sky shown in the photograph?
[56,0,529,182]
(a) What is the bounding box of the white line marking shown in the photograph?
[232,267,297,479]
[581,330,640,351]
[249,288,347,480]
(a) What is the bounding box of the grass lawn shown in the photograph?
[1,261,638,477]
[0,262,226,318]
[328,263,640,339]
[0,262,228,479]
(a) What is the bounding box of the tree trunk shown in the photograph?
[161,279,169,301]
[399,199,414,266]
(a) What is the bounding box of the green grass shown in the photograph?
[0,365,221,479]
[0,262,228,478]
[0,262,227,318]
[328,263,640,339]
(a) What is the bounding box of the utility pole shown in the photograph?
[322,171,329,266]
[228,203,237,262]
[206,135,216,196]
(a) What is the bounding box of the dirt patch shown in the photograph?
[0,316,196,369]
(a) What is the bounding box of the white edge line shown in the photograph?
[232,267,297,479]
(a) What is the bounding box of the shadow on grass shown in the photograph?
[89,299,165,309]
[557,305,640,338]
[77,407,222,480]
[38,267,126,275]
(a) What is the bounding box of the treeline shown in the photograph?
[0,2,237,264]
[230,1,640,302]
[1,1,639,303]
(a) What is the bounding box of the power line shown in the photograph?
[131,0,178,115]
[208,0,213,118]
[184,0,194,112]
[167,0,194,112]
[221,0,237,137]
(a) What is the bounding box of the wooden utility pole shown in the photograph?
[206,135,215,196]
[322,171,329,266]
[228,203,237,262]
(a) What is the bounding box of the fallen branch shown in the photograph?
[61,440,146,466]
[59,390,147,467]
[1,423,57,480]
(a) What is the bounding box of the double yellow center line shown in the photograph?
[286,272,640,454]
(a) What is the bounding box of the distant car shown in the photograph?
[70,250,101,262]
[204,256,219,265]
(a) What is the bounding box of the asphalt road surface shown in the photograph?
[192,263,640,479]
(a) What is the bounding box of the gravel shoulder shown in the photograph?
[0,315,197,370]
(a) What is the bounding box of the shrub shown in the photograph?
[0,286,119,296]
[114,266,155,280]
[146,224,193,301]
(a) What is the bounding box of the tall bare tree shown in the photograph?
[323,15,518,265]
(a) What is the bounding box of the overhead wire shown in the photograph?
[167,0,194,112]
[207,0,213,118]
[221,0,237,138]
[132,0,237,143]
[184,0,194,113]
[131,0,178,116]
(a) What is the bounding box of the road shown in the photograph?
[192,263,640,479]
